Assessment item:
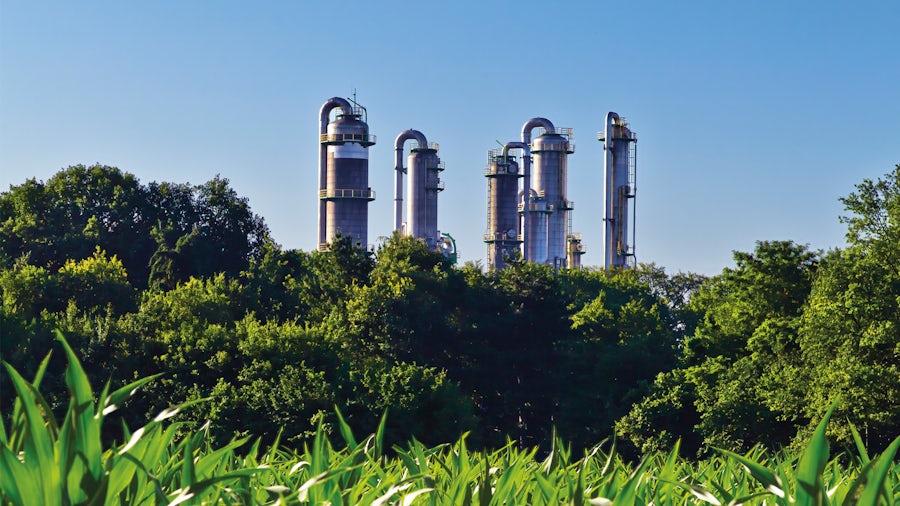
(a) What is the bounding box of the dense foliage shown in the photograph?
[3,336,898,504]
[2,163,900,462]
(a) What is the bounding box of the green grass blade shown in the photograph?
[615,457,651,505]
[2,362,59,506]
[796,398,839,506]
[57,331,104,488]
[847,420,870,465]
[718,448,785,499]
[662,479,723,505]
[856,435,900,506]
[334,407,358,450]
[180,436,196,488]
[374,409,388,460]
[102,373,164,418]
[0,445,35,505]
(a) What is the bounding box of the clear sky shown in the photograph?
[2,1,898,275]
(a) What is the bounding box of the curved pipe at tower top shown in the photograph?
[319,97,354,135]
[393,129,429,232]
[501,141,529,159]
[604,112,620,148]
[317,97,355,246]
[520,117,555,144]
[519,118,555,262]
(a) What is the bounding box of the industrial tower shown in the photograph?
[600,112,637,269]
[317,97,376,250]
[485,118,582,270]
[394,130,446,250]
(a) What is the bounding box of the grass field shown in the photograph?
[2,333,898,505]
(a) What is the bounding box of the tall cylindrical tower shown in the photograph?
[531,128,574,266]
[395,130,444,249]
[484,150,522,270]
[601,112,637,269]
[407,143,443,248]
[393,129,427,233]
[318,97,376,250]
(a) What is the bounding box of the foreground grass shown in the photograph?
[2,333,898,505]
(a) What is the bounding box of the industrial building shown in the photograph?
[484,118,584,270]
[316,95,635,271]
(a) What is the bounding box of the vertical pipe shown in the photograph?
[603,112,619,268]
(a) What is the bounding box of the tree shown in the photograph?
[1,165,272,289]
[56,247,136,315]
[617,241,819,455]
[554,267,680,451]
[795,165,900,451]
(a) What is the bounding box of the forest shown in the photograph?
[2,163,899,461]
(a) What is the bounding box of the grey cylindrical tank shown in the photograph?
[423,149,442,249]
[406,145,442,248]
[321,105,375,249]
[484,153,522,270]
[532,132,573,265]
[523,188,551,264]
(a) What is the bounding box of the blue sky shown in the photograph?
[2,1,898,275]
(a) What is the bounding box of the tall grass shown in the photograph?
[2,332,898,504]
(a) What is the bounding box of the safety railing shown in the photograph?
[483,231,522,243]
[427,161,446,171]
[534,126,573,138]
[319,133,377,145]
[487,149,519,164]
[427,180,445,191]
[484,164,519,176]
[319,188,376,200]
[559,199,575,210]
[412,141,439,152]
[597,129,636,142]
[517,202,553,213]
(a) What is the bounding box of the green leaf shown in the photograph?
[795,398,839,506]
[718,447,785,498]
[847,420,870,465]
[856,435,900,506]
[2,362,59,506]
[334,407,358,449]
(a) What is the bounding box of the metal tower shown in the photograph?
[600,112,637,269]
[394,130,445,250]
[317,97,376,250]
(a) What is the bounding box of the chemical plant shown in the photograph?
[316,96,636,270]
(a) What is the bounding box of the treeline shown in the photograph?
[2,163,899,457]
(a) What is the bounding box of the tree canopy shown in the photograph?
[2,163,899,458]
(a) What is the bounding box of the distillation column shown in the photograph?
[484,143,525,270]
[318,97,376,249]
[395,130,445,249]
[408,142,444,249]
[531,127,574,267]
[600,112,637,269]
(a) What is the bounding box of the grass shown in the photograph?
[1,332,898,505]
